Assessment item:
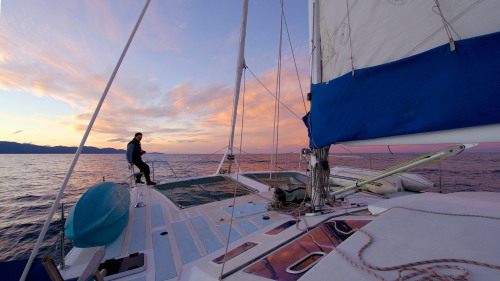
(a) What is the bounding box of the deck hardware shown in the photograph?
[285,252,326,274]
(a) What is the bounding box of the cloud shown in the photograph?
[0,2,312,153]
[107,138,129,142]
[12,130,24,135]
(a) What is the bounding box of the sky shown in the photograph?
[0,0,498,154]
[0,0,315,154]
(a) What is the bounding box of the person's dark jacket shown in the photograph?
[126,138,142,164]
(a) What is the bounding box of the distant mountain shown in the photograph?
[0,141,126,154]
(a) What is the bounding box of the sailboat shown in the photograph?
[15,0,500,280]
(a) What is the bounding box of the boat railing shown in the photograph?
[135,154,310,187]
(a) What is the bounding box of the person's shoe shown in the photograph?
[147,181,157,186]
[135,180,145,184]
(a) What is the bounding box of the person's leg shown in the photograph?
[135,160,152,183]
[135,173,143,183]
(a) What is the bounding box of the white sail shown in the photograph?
[317,0,500,83]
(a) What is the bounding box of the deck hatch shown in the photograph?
[243,220,371,280]
[223,201,268,218]
[265,220,299,235]
[212,242,258,264]
[286,252,326,274]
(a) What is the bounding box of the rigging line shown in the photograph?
[164,159,178,179]
[230,145,253,156]
[182,145,228,170]
[270,0,285,179]
[20,1,152,280]
[219,67,248,280]
[308,45,315,88]
[246,66,302,120]
[387,145,394,155]
[282,4,308,115]
[433,0,454,40]
[337,144,355,154]
[309,1,317,86]
[346,0,355,76]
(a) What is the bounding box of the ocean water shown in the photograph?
[0,152,498,263]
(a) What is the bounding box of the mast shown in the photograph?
[310,0,321,86]
[217,0,249,174]
[308,0,330,213]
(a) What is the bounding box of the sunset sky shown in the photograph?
[1,0,498,154]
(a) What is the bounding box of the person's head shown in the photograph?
[134,132,143,141]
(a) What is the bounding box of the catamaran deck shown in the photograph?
[60,173,500,281]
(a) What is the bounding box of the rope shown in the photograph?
[267,201,310,218]
[306,208,500,281]
[190,179,221,201]
[387,145,394,155]
[310,146,330,210]
[20,1,152,279]
[433,0,461,47]
[309,0,317,87]
[346,0,355,76]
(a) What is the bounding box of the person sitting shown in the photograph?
[126,132,156,186]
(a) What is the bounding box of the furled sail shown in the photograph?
[306,0,500,148]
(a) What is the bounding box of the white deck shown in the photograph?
[60,174,500,281]
[301,192,500,280]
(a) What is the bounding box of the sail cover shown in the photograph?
[306,0,500,148]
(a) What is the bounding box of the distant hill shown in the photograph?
[0,141,126,154]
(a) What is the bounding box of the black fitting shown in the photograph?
[307,92,312,101]
[320,160,329,171]
[227,154,235,161]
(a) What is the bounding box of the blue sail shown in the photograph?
[65,182,130,248]
[306,31,500,148]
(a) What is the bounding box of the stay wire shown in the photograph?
[246,66,302,120]
[281,3,308,115]
[182,145,228,170]
[219,68,247,279]
[270,0,285,181]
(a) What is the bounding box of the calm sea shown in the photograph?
[0,152,499,263]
